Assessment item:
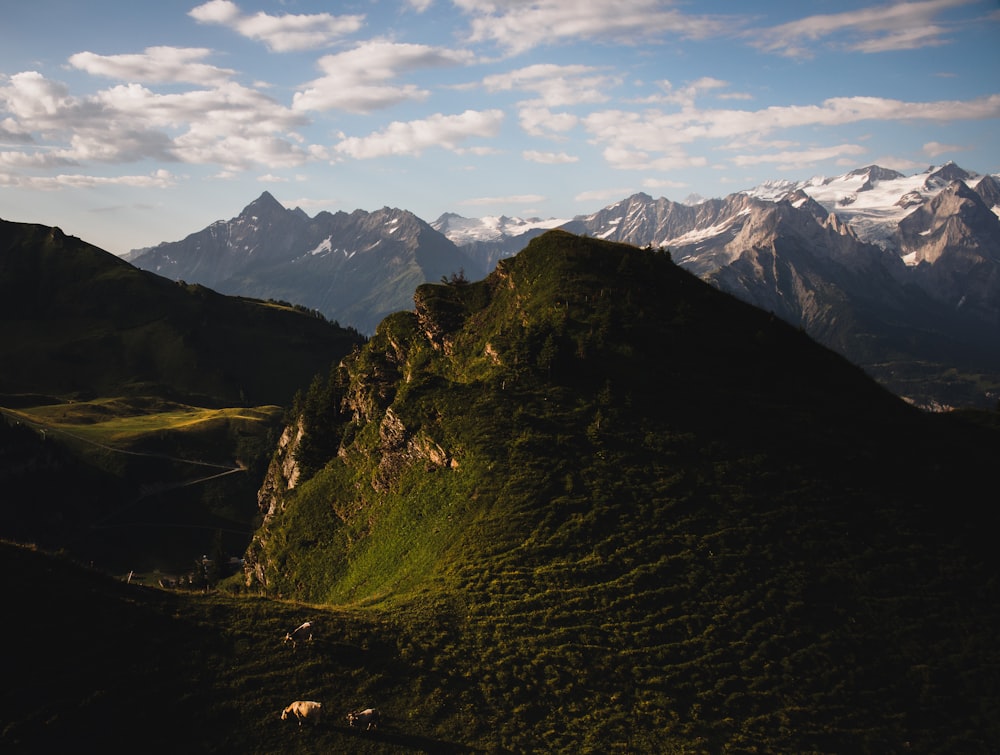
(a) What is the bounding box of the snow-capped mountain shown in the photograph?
[431,212,568,270]
[129,162,999,408]
[442,163,999,408]
[129,192,483,334]
[743,162,998,251]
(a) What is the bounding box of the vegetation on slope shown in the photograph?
[242,230,1000,751]
[0,219,364,573]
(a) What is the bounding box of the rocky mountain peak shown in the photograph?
[846,164,906,190]
[924,161,976,189]
[241,190,289,220]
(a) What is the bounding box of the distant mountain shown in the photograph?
[129,192,485,334]
[434,163,996,409]
[431,211,568,270]
[244,230,1000,752]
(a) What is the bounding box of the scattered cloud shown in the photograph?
[455,0,737,55]
[68,47,235,85]
[584,94,1000,172]
[460,193,546,206]
[482,64,618,107]
[749,0,975,58]
[0,71,314,171]
[293,41,474,113]
[729,144,868,169]
[189,0,364,52]
[574,187,636,203]
[923,140,963,157]
[523,150,578,164]
[517,106,579,138]
[0,168,176,190]
[333,110,504,159]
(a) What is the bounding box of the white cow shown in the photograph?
[283,621,313,648]
[346,707,380,731]
[281,700,322,727]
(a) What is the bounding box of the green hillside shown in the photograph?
[242,230,1000,751]
[0,219,364,572]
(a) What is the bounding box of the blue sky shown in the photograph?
[1,0,998,254]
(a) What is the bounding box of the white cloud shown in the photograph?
[584,94,1000,171]
[482,64,618,107]
[729,144,868,168]
[334,110,504,159]
[923,140,963,157]
[517,106,579,138]
[0,168,176,190]
[293,41,474,113]
[454,0,737,55]
[574,187,636,203]
[523,150,578,164]
[68,47,235,85]
[460,193,546,206]
[0,71,315,172]
[750,0,974,57]
[189,0,364,52]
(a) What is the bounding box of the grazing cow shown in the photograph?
[283,621,313,648]
[281,700,322,727]
[347,707,380,731]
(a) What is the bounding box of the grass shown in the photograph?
[237,231,1000,751]
[1,397,285,574]
[4,398,281,451]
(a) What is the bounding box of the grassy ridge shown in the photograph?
[244,231,1000,750]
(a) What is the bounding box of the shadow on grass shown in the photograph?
[330,724,481,753]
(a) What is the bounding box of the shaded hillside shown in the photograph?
[1,219,363,406]
[0,542,435,754]
[245,230,1000,751]
[0,219,364,572]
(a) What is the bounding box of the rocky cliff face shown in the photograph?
[243,306,460,591]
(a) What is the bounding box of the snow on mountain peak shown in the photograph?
[432,212,568,244]
[741,164,983,250]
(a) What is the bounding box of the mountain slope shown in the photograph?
[244,230,1000,751]
[558,170,1000,409]
[129,193,485,334]
[0,218,364,571]
[1,218,361,405]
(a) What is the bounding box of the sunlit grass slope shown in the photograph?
[246,231,1000,751]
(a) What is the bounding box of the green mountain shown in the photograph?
[241,230,1000,750]
[4,229,998,752]
[0,219,363,570]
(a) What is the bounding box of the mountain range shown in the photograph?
[128,163,1000,410]
[128,192,485,335]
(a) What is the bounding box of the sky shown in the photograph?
[1,0,999,255]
